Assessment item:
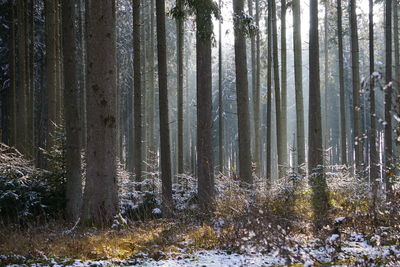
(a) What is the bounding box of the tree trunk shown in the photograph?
[266,1,272,180]
[349,0,363,174]
[9,0,16,147]
[156,0,173,215]
[17,0,27,155]
[309,0,328,228]
[176,0,184,175]
[133,0,143,182]
[196,3,215,211]
[81,0,119,226]
[337,0,347,165]
[369,0,378,209]
[384,0,393,197]
[45,0,57,150]
[62,0,82,221]
[280,0,288,172]
[218,0,224,174]
[248,0,260,177]
[292,0,305,169]
[233,0,253,184]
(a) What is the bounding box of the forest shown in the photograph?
[0,0,400,265]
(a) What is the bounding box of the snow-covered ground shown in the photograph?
[3,231,400,267]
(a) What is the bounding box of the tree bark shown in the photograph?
[292,0,305,169]
[81,0,119,226]
[337,0,347,165]
[384,0,393,196]
[233,0,253,184]
[280,0,288,171]
[349,0,363,174]
[266,1,272,180]
[156,0,173,215]
[133,0,143,182]
[218,0,224,174]
[9,0,16,147]
[176,0,184,175]
[62,0,82,221]
[309,0,328,228]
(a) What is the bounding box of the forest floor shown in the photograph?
[1,214,400,266]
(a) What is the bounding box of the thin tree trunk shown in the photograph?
[309,0,328,229]
[45,0,57,150]
[133,0,143,182]
[248,0,260,176]
[271,0,283,177]
[266,2,272,180]
[81,0,119,226]
[9,0,16,147]
[62,0,82,221]
[176,0,184,174]
[337,0,347,165]
[323,0,329,162]
[349,0,363,174]
[156,0,173,215]
[369,0,378,210]
[292,0,305,169]
[280,0,287,171]
[384,0,393,197]
[233,0,253,184]
[218,0,224,174]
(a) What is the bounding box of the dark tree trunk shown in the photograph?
[155,0,173,215]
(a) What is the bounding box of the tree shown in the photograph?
[280,0,288,172]
[337,0,347,165]
[369,0,378,207]
[81,0,119,225]
[292,0,305,169]
[45,0,57,151]
[271,0,283,177]
[176,0,184,175]
[233,0,252,184]
[349,0,362,174]
[8,0,16,147]
[384,0,393,196]
[62,0,82,221]
[156,0,173,215]
[266,0,272,180]
[133,0,143,183]
[248,0,260,176]
[218,0,224,174]
[194,0,217,210]
[16,0,27,155]
[309,0,329,228]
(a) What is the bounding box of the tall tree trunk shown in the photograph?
[148,0,156,166]
[133,0,143,182]
[81,0,118,226]
[369,0,378,209]
[17,0,27,155]
[323,0,329,162]
[255,0,261,175]
[384,0,393,197]
[176,0,184,174]
[271,0,283,177]
[349,0,363,174]
[337,0,347,165]
[9,0,16,147]
[248,0,260,176]
[280,0,287,172]
[393,0,399,155]
[218,0,224,174]
[309,0,328,228]
[266,1,272,180]
[26,0,34,158]
[196,2,215,211]
[45,0,57,150]
[233,0,253,184]
[156,0,173,215]
[62,0,82,221]
[292,0,305,169]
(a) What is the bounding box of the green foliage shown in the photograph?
[169,0,221,40]
[0,125,67,224]
[233,11,258,37]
